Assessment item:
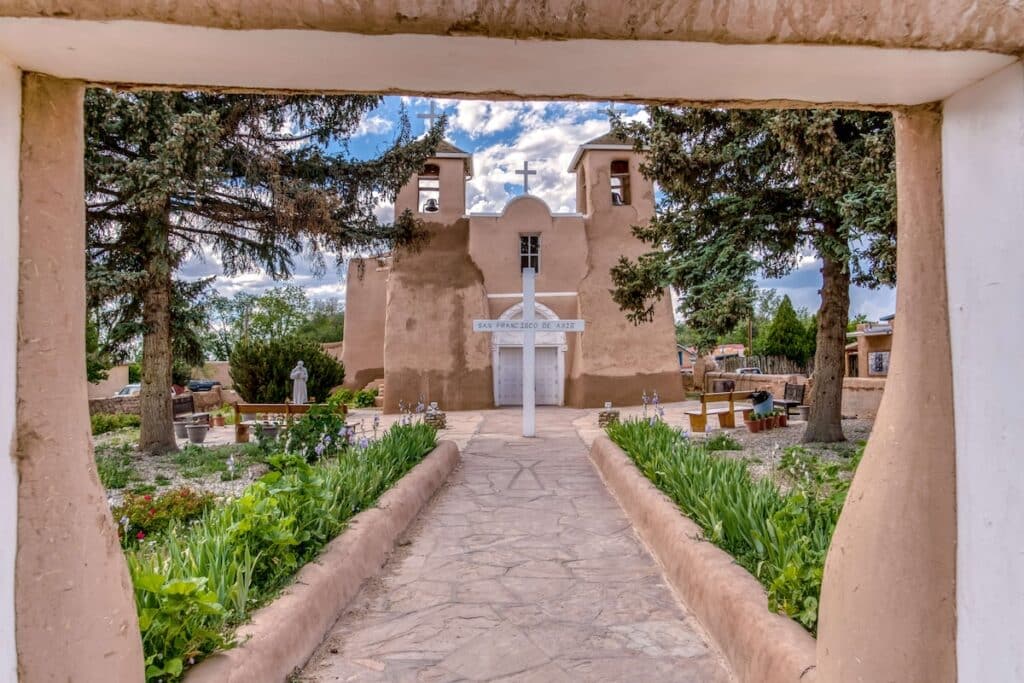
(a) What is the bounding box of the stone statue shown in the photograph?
[290,361,309,404]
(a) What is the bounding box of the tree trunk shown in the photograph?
[138,251,177,454]
[802,245,851,443]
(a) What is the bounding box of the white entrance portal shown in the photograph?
[492,301,566,406]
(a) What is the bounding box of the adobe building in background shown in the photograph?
[342,135,683,412]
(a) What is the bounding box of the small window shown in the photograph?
[520,234,540,273]
[418,163,440,213]
[610,159,631,206]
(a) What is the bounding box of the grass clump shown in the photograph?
[704,432,742,451]
[92,412,142,435]
[606,419,862,634]
[126,422,437,681]
[96,450,139,489]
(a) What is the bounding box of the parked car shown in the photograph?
[187,379,222,392]
[114,383,140,397]
[735,367,763,375]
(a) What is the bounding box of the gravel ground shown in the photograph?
[698,418,873,483]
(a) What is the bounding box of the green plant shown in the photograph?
[704,432,742,451]
[154,474,172,486]
[229,336,345,403]
[283,399,350,462]
[353,388,378,408]
[606,419,862,634]
[96,451,139,489]
[92,412,142,435]
[126,422,437,680]
[332,388,355,404]
[113,487,216,546]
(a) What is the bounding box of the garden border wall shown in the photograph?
[185,440,460,683]
[589,436,817,683]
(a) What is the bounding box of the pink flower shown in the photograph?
[136,531,146,540]
[143,495,152,502]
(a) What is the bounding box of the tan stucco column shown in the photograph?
[816,106,956,681]
[17,74,143,680]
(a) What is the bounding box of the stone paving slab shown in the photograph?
[298,408,732,682]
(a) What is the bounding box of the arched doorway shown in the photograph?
[491,301,567,406]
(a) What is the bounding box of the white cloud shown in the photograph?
[354,115,393,138]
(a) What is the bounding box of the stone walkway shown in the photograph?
[299,408,731,682]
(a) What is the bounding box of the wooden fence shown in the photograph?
[718,355,812,376]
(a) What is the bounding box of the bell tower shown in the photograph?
[395,140,473,221]
[568,132,653,219]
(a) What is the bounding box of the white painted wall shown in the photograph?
[943,61,1024,682]
[0,54,19,681]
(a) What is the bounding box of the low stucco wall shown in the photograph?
[589,436,817,683]
[186,440,460,683]
[704,371,807,397]
[88,394,140,416]
[841,377,886,419]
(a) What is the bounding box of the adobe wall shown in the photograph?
[857,333,893,377]
[16,74,143,681]
[841,378,886,419]
[704,371,806,397]
[3,2,1020,55]
[383,219,492,413]
[193,360,233,387]
[0,55,17,682]
[86,364,129,399]
[568,149,682,408]
[816,106,957,682]
[88,395,140,416]
[340,257,388,390]
[321,340,344,362]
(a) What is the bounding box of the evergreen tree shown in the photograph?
[757,295,810,363]
[86,90,443,452]
[611,108,895,442]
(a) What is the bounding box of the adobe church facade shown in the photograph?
[342,134,683,412]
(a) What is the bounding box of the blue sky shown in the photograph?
[180,96,895,321]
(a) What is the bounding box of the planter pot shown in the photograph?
[212,415,226,427]
[257,424,280,440]
[797,405,810,421]
[745,419,761,434]
[173,421,188,439]
[769,415,780,429]
[752,396,774,417]
[778,413,788,428]
[741,408,754,421]
[186,424,209,444]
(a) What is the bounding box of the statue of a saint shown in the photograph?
[290,361,309,404]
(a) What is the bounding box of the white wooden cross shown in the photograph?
[417,102,441,131]
[515,160,537,194]
[473,268,585,437]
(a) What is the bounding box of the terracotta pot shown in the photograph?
[746,419,762,434]
[212,415,225,427]
[778,413,788,427]
[186,423,209,444]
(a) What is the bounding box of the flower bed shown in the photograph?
[126,422,437,681]
[606,419,862,634]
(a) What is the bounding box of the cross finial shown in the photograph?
[515,160,538,194]
[417,101,441,131]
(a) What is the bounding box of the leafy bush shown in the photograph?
[353,388,378,407]
[229,336,345,403]
[128,362,142,383]
[283,398,350,462]
[332,388,355,404]
[92,412,142,435]
[606,419,861,634]
[125,422,437,680]
[96,451,138,489]
[113,487,216,546]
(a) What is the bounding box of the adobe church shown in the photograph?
[341,132,683,412]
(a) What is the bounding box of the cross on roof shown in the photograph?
[417,101,441,130]
[515,160,538,194]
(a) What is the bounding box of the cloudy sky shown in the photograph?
[179,96,895,321]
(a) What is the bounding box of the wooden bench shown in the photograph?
[685,391,755,432]
[232,402,348,443]
[774,383,806,417]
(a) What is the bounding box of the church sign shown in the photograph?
[472,319,585,332]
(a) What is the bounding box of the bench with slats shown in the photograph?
[685,390,755,432]
[232,401,347,443]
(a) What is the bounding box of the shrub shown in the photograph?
[128,362,142,384]
[92,412,142,435]
[229,336,345,403]
[283,399,350,462]
[353,388,378,408]
[96,451,138,489]
[126,422,437,680]
[113,487,216,547]
[704,432,742,451]
[606,419,860,634]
